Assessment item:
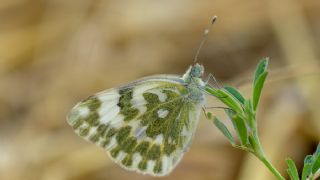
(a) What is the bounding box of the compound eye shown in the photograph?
[191,65,204,78]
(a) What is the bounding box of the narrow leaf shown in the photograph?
[302,163,312,180]
[253,71,268,111]
[304,155,314,164]
[244,100,255,128]
[213,117,235,145]
[224,86,245,105]
[312,156,320,174]
[226,109,248,145]
[254,58,269,85]
[313,143,320,174]
[286,158,300,180]
[206,87,244,113]
[316,143,320,155]
[204,86,222,97]
[302,155,313,180]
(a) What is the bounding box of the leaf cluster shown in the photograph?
[205,58,320,180]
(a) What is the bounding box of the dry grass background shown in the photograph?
[0,0,320,180]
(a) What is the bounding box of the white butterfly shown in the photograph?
[67,63,213,176]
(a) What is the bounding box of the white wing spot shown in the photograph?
[116,151,127,161]
[154,134,164,145]
[147,160,156,173]
[128,120,140,130]
[181,125,188,136]
[78,106,90,117]
[87,126,98,139]
[133,83,159,96]
[133,126,147,139]
[132,153,143,168]
[96,89,120,101]
[157,109,169,118]
[131,96,147,114]
[162,155,173,174]
[106,136,117,150]
[99,105,120,124]
[99,99,119,115]
[148,89,167,102]
[109,115,124,128]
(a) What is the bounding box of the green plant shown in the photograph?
[204,58,320,180]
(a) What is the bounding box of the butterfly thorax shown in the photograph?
[182,63,206,103]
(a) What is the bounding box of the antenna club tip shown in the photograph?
[211,16,218,24]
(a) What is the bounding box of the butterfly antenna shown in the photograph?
[193,16,217,63]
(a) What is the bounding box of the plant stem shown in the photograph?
[257,155,285,180]
[253,134,286,180]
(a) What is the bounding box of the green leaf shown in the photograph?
[252,58,269,111]
[253,71,268,111]
[316,144,320,154]
[302,163,312,180]
[302,155,313,180]
[213,117,235,145]
[224,86,245,105]
[205,86,222,97]
[304,155,314,164]
[205,87,243,114]
[254,58,269,85]
[244,100,255,128]
[286,158,300,180]
[226,109,248,146]
[312,157,320,175]
[312,148,320,174]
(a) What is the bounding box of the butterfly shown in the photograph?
[66,63,216,175]
[67,16,218,176]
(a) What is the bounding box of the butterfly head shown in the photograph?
[190,63,204,78]
[182,63,205,88]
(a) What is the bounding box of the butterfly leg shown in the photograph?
[205,73,223,89]
[204,105,234,112]
[202,106,210,119]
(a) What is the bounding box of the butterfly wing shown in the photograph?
[67,75,204,176]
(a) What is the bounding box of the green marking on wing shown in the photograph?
[121,137,137,153]
[135,141,150,156]
[118,88,139,121]
[141,90,182,134]
[85,112,100,126]
[147,144,162,160]
[122,155,133,166]
[154,160,162,173]
[86,96,102,111]
[140,89,189,143]
[138,159,148,171]
[68,96,102,129]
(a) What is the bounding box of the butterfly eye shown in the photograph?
[191,64,204,78]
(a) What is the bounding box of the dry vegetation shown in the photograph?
[0,0,319,180]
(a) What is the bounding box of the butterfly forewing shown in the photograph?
[67,77,203,176]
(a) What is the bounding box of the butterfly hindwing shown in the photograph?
[67,77,203,176]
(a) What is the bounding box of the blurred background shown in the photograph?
[0,0,319,179]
